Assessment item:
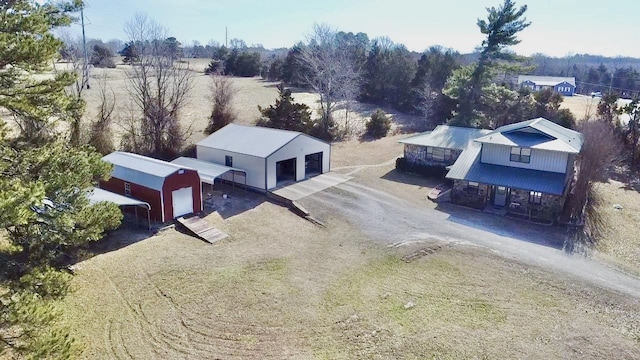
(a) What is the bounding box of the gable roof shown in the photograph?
[197,124,327,158]
[398,125,491,150]
[103,152,193,191]
[518,75,576,87]
[474,118,583,153]
[446,143,567,195]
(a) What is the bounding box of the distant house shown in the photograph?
[398,125,491,167]
[518,75,576,96]
[196,124,331,190]
[399,118,583,222]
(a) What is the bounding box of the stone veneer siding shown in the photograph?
[404,144,462,167]
[450,180,489,209]
[507,188,565,222]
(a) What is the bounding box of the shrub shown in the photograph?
[366,109,391,138]
[396,157,449,179]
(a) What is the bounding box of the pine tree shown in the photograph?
[257,83,314,133]
[453,0,530,126]
[0,1,122,356]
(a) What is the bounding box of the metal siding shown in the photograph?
[100,177,163,222]
[197,145,266,189]
[266,135,331,189]
[480,144,568,173]
[162,169,202,220]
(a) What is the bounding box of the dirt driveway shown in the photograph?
[298,172,640,299]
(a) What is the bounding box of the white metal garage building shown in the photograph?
[196,124,331,190]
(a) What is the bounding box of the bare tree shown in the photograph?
[298,24,361,140]
[87,72,116,154]
[414,82,439,131]
[205,75,237,134]
[121,13,194,159]
[565,119,621,248]
[56,29,89,146]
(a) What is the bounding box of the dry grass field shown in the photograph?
[56,134,640,359]
[557,94,640,273]
[41,62,639,358]
[66,58,422,147]
[60,197,640,359]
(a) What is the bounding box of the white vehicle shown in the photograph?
[591,91,602,97]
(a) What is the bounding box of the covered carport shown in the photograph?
[87,187,151,230]
[171,157,247,187]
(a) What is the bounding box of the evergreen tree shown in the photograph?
[0,1,122,356]
[454,0,530,126]
[365,109,391,138]
[257,83,314,133]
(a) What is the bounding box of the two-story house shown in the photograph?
[398,125,491,167]
[444,118,583,221]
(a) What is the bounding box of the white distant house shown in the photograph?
[196,124,331,190]
[518,75,576,96]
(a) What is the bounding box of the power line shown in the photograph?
[575,80,638,93]
[80,4,89,89]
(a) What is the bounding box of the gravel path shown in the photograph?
[300,178,640,299]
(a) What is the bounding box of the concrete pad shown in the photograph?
[271,172,352,201]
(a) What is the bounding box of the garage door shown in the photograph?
[172,187,194,218]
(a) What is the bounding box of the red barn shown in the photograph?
[101,152,202,223]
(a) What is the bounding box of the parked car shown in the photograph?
[590,91,602,98]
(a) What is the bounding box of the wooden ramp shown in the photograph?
[176,216,228,244]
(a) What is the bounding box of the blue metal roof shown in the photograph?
[446,144,567,195]
[475,118,583,154]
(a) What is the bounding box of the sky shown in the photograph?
[70,0,640,58]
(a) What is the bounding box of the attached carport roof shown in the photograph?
[87,187,151,209]
[170,157,246,184]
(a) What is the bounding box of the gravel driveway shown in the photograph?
[300,179,640,299]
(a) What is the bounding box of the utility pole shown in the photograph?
[225,26,228,48]
[81,4,89,89]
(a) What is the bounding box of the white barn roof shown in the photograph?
[103,152,194,191]
[197,124,326,158]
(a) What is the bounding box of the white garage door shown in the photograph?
[172,187,194,218]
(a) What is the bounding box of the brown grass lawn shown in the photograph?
[45,63,640,358]
[592,180,640,275]
[60,196,640,359]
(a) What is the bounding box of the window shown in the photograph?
[426,147,455,162]
[225,155,233,167]
[510,147,531,163]
[124,182,131,196]
[529,191,542,204]
[463,181,479,195]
